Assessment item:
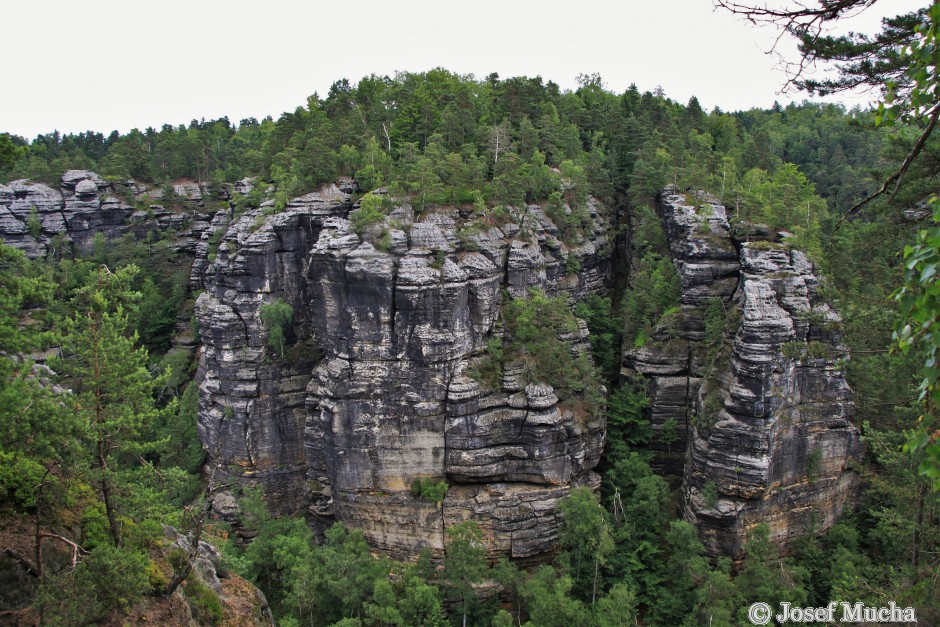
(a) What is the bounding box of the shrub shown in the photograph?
[467,336,504,390]
[27,206,41,239]
[184,575,224,625]
[430,250,447,269]
[702,297,726,369]
[806,448,823,482]
[703,481,719,508]
[410,478,449,503]
[806,341,831,360]
[0,452,46,507]
[782,341,805,360]
[495,290,605,419]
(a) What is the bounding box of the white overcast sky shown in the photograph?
[0,0,927,139]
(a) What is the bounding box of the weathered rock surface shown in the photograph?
[623,188,739,474]
[158,525,274,625]
[682,237,861,557]
[0,171,227,258]
[629,187,861,557]
[195,190,611,560]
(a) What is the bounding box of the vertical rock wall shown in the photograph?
[195,189,611,560]
[622,188,739,474]
[196,187,354,512]
[682,238,861,556]
[633,187,862,557]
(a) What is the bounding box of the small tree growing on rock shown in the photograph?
[259,298,293,358]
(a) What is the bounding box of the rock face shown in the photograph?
[159,526,274,626]
[629,187,861,557]
[195,188,611,560]
[0,171,228,258]
[623,187,740,474]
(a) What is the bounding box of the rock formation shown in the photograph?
[195,186,611,560]
[626,187,861,557]
[623,187,740,475]
[1,166,862,562]
[0,171,227,258]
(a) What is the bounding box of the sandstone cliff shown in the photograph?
[195,186,611,560]
[1,168,862,562]
[627,187,861,557]
[0,171,225,258]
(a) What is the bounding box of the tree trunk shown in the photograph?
[91,310,121,548]
[99,440,122,547]
[913,481,927,568]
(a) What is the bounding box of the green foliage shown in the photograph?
[594,583,638,626]
[233,184,267,213]
[782,340,806,360]
[228,488,446,626]
[55,265,172,546]
[645,520,711,625]
[604,379,652,458]
[349,192,388,235]
[557,487,614,602]
[782,339,832,363]
[520,566,591,627]
[157,380,206,474]
[659,416,679,450]
[6,64,940,625]
[35,543,150,624]
[600,451,670,606]
[702,481,719,508]
[499,289,605,418]
[136,276,183,352]
[806,341,831,360]
[184,575,224,625]
[444,520,489,626]
[26,207,41,239]
[622,206,681,347]
[409,477,449,503]
[0,133,23,170]
[259,298,293,358]
[430,249,447,269]
[0,452,48,508]
[574,295,622,383]
[896,196,940,488]
[629,137,675,206]
[806,448,823,483]
[735,524,809,623]
[468,336,504,390]
[702,297,726,368]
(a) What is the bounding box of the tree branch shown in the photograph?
[3,547,40,578]
[38,533,89,568]
[714,0,885,90]
[832,104,940,231]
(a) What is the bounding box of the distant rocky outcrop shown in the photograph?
[0,171,227,258]
[194,186,611,560]
[627,187,861,557]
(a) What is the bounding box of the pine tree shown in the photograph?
[55,264,168,547]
